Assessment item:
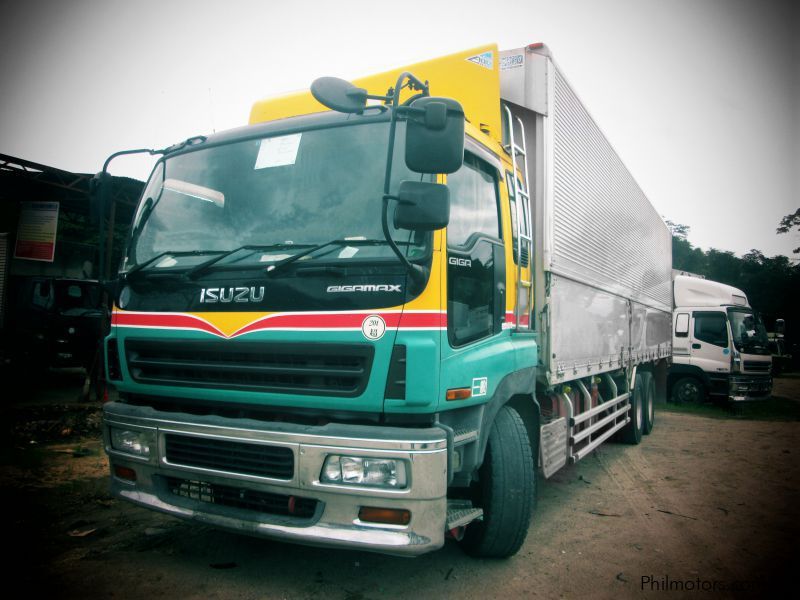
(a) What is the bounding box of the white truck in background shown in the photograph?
[671,274,772,403]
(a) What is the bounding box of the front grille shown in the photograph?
[164,434,294,479]
[165,476,318,519]
[743,361,771,373]
[125,340,374,396]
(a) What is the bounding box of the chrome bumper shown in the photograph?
[103,402,448,556]
[729,374,772,402]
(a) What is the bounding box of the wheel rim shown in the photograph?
[648,391,655,422]
[678,381,700,403]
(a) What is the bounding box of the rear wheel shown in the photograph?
[460,405,535,558]
[618,372,644,444]
[642,372,655,435]
[672,377,705,404]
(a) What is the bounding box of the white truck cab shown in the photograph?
[671,274,772,403]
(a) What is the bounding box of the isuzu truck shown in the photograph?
[671,274,771,403]
[99,43,672,558]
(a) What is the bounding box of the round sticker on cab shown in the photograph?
[361,315,386,341]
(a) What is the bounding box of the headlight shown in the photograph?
[320,455,407,488]
[110,428,153,457]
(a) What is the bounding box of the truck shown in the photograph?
[671,274,772,403]
[3,275,104,372]
[98,43,672,558]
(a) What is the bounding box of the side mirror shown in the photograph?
[775,319,785,335]
[310,77,368,114]
[405,97,465,174]
[393,181,449,231]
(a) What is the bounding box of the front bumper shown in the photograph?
[729,374,772,402]
[103,401,448,556]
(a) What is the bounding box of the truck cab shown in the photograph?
[671,275,772,403]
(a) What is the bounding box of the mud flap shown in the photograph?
[540,417,568,478]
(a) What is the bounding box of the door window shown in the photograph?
[447,154,502,347]
[694,312,728,347]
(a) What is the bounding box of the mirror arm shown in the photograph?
[381,194,427,288]
[379,72,432,289]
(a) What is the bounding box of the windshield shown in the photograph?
[728,308,769,353]
[123,121,428,272]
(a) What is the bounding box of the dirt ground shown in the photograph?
[2,371,799,599]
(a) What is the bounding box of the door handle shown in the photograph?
[692,343,701,349]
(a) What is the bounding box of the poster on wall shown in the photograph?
[14,201,59,262]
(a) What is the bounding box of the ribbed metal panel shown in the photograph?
[550,67,672,313]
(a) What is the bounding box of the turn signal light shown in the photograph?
[446,388,471,401]
[358,506,411,525]
[114,465,137,482]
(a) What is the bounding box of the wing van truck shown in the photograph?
[671,274,772,403]
[97,44,672,558]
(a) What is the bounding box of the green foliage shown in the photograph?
[776,208,800,253]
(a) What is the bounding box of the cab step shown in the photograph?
[446,502,484,529]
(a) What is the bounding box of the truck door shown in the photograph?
[690,311,731,374]
[445,152,505,347]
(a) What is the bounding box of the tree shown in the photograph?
[666,220,706,275]
[776,208,800,253]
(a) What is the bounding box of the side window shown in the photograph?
[446,154,501,247]
[447,154,502,347]
[675,313,690,337]
[694,312,728,347]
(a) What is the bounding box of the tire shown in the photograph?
[618,373,644,445]
[460,405,535,558]
[671,376,705,404]
[642,372,655,435]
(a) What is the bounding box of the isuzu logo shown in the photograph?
[326,284,402,293]
[200,286,265,303]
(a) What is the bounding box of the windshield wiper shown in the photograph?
[124,250,224,280]
[185,244,314,279]
[265,238,401,277]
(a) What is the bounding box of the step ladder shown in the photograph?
[503,104,533,331]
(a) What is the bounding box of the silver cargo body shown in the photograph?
[500,45,672,386]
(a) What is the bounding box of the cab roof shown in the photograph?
[249,44,503,148]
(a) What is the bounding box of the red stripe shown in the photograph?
[112,311,446,339]
[112,312,224,336]
[234,312,404,336]
[397,312,447,328]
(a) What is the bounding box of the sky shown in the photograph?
[1,0,798,258]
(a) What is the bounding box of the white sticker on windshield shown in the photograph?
[254,133,302,169]
[259,254,293,262]
[338,246,359,259]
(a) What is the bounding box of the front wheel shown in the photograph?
[460,405,535,558]
[672,377,705,404]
